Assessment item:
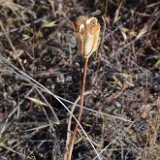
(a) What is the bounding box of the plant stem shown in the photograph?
[67,57,88,160]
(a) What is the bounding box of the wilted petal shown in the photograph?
[75,16,100,59]
[76,34,83,55]
[84,33,95,58]
[91,23,101,52]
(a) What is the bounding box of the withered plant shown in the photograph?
[65,16,101,160]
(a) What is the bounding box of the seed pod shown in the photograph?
[74,16,101,59]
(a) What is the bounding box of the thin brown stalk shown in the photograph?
[67,58,88,160]
[64,90,92,160]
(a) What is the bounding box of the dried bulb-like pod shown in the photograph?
[74,16,101,59]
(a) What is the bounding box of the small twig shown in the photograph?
[67,58,88,160]
[64,90,92,160]
[100,15,107,52]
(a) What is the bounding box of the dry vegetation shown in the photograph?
[0,0,160,160]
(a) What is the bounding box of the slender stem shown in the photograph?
[67,58,88,160]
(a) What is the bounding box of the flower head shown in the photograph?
[74,16,101,59]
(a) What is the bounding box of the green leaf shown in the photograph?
[121,27,129,33]
[52,154,56,160]
[36,31,43,38]
[155,59,160,66]
[114,16,121,23]
[113,76,123,88]
[22,34,30,41]
[26,97,47,106]
[120,73,129,79]
[42,21,57,28]
[129,31,137,37]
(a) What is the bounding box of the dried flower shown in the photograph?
[74,16,100,59]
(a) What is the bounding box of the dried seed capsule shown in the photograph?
[74,16,100,59]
